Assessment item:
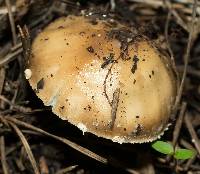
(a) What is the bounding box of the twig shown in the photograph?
[110,0,116,11]
[180,139,196,150]
[0,6,16,14]
[177,65,200,78]
[110,88,120,129]
[5,117,108,164]
[174,0,198,112]
[103,63,115,106]
[0,48,23,67]
[172,102,187,146]
[6,141,22,156]
[164,10,180,100]
[8,122,40,174]
[39,156,49,174]
[165,11,174,62]
[184,156,196,171]
[0,136,9,174]
[165,1,189,32]
[184,113,200,155]
[0,68,5,94]
[0,95,32,113]
[10,42,22,52]
[5,0,17,45]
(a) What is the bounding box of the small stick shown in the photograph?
[172,102,187,146]
[5,117,108,164]
[103,63,115,106]
[0,136,9,174]
[0,95,32,113]
[0,48,23,67]
[110,0,116,11]
[184,113,200,155]
[165,1,189,32]
[110,88,120,129]
[5,0,17,45]
[9,122,40,174]
[173,0,198,114]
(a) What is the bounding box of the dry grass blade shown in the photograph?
[0,136,9,174]
[0,68,5,94]
[174,0,198,111]
[55,165,78,174]
[6,117,108,164]
[0,68,5,108]
[5,0,17,45]
[8,122,40,174]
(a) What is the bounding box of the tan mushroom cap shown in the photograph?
[28,15,177,144]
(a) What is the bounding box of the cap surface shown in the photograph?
[28,15,177,143]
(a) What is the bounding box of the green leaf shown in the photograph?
[174,149,197,160]
[152,141,174,155]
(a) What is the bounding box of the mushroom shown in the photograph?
[26,14,177,144]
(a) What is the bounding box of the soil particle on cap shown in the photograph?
[37,78,44,90]
[89,19,98,25]
[58,26,64,29]
[131,55,139,74]
[135,124,142,136]
[87,46,94,53]
[101,53,116,69]
[60,106,65,110]
[79,31,86,36]
[131,124,142,136]
[84,105,92,112]
[108,28,137,60]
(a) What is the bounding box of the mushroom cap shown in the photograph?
[28,15,177,144]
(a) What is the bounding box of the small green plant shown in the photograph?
[152,141,197,160]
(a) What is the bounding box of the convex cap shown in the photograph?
[26,15,177,144]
